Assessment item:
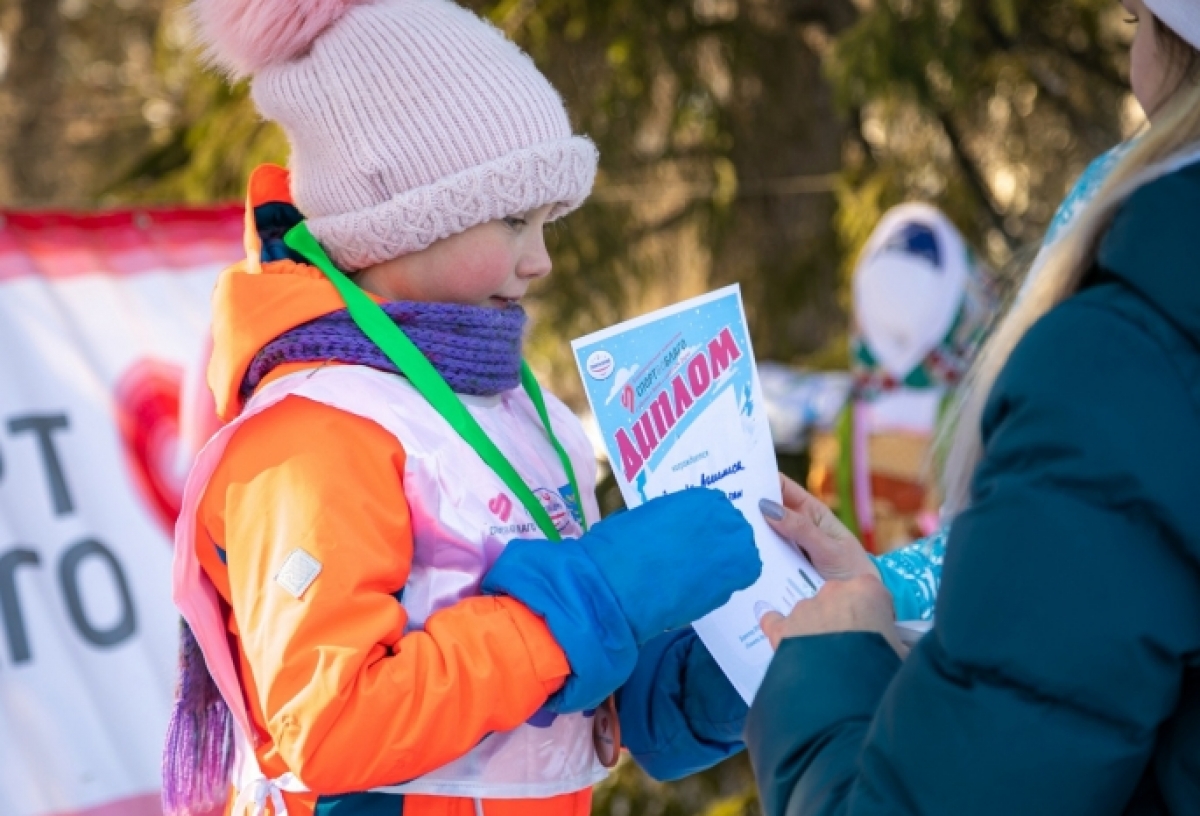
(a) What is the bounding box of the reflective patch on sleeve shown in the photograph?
[275,549,323,599]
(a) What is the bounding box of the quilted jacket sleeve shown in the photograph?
[746,293,1200,816]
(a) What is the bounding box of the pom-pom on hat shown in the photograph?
[191,0,598,271]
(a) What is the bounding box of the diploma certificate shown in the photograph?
[573,285,824,702]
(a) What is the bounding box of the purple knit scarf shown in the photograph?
[241,300,528,401]
[163,300,527,816]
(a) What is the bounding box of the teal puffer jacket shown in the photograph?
[746,159,1200,816]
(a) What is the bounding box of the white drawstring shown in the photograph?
[233,771,308,816]
[231,726,309,816]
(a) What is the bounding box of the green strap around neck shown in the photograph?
[283,223,587,542]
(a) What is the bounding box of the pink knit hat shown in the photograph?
[191,0,598,270]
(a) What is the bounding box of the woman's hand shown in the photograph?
[758,576,907,657]
[759,474,877,582]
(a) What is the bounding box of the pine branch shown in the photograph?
[978,7,1126,95]
[623,199,706,244]
[1021,29,1127,92]
[935,108,1015,248]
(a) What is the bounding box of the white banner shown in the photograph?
[0,207,242,816]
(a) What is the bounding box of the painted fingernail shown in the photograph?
[759,498,785,521]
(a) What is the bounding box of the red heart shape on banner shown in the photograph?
[114,360,186,536]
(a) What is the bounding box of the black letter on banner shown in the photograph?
[0,548,42,664]
[8,415,74,516]
[58,539,136,648]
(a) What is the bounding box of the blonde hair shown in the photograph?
[939,78,1200,515]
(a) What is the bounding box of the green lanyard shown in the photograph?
[283,223,587,542]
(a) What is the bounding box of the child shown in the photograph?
[164,2,762,815]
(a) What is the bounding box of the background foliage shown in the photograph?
[0,1,1137,390]
[0,0,1136,811]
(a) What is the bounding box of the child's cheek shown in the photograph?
[444,249,512,299]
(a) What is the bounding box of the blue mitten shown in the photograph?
[617,629,747,781]
[481,488,761,712]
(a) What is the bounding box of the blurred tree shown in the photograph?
[0,0,165,204]
[2,0,64,202]
[829,0,1136,282]
[472,0,858,378]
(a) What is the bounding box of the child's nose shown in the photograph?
[518,233,553,280]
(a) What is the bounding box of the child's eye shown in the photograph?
[503,216,527,229]
[1125,14,1138,23]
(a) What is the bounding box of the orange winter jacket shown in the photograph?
[195,166,590,816]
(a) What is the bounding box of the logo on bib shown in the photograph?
[534,487,573,532]
[558,483,586,529]
[488,493,514,522]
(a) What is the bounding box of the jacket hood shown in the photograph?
[1097,157,1200,345]
[208,164,352,421]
